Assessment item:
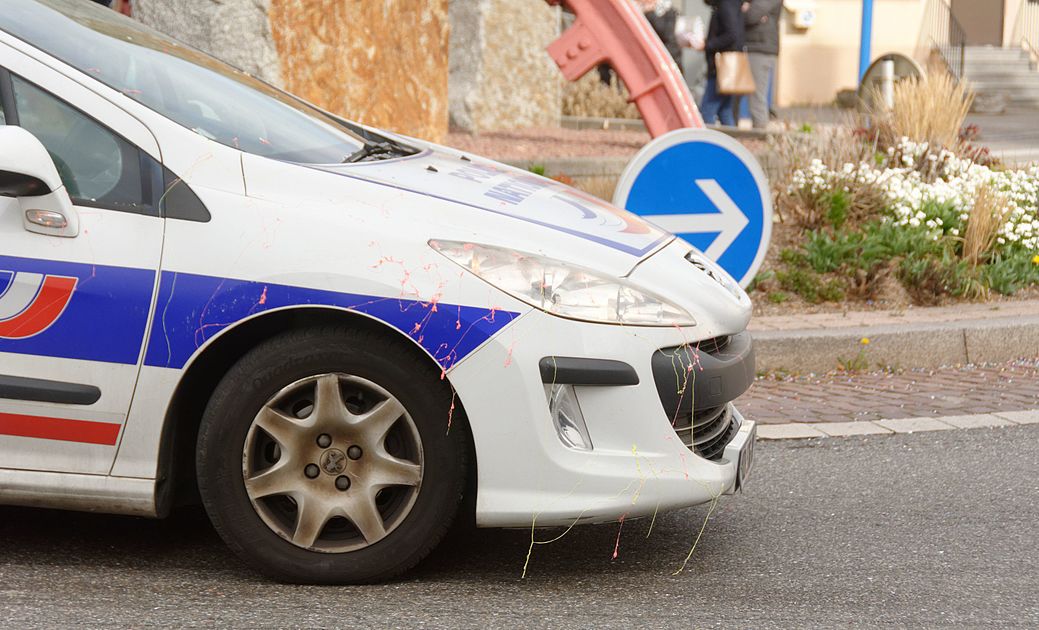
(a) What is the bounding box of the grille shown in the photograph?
[695,335,731,355]
[672,404,740,461]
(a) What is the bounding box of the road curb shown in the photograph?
[751,315,1039,374]
[756,410,1039,440]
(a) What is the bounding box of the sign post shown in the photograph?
[859,0,874,81]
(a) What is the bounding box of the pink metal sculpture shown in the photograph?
[545,0,704,137]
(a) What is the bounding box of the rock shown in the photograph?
[971,91,1009,115]
[134,0,282,85]
[835,89,860,110]
[134,0,450,142]
[449,0,561,133]
[269,0,449,142]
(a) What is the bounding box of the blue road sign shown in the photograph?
[613,128,773,287]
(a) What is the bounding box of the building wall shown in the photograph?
[775,0,1030,107]
[134,0,450,142]
[1005,0,1019,45]
[449,0,561,133]
[775,0,928,107]
[1005,0,1039,47]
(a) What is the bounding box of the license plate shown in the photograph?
[735,423,756,491]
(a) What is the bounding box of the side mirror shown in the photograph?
[0,126,78,238]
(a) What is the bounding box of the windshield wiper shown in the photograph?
[343,141,414,164]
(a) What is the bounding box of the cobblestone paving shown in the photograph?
[739,359,1039,424]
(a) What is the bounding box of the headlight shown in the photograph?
[430,240,696,326]
[547,384,593,450]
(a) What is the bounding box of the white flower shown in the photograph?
[781,144,1039,259]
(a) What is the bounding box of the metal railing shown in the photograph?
[920,0,967,77]
[1012,0,1039,64]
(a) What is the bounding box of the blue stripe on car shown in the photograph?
[0,256,520,370]
[0,270,13,299]
[0,255,153,365]
[142,270,520,371]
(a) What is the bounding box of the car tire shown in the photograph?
[196,325,468,584]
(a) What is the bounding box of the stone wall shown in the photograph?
[449,0,561,133]
[134,0,450,142]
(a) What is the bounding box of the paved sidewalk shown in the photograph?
[739,359,1039,425]
[964,111,1039,166]
[747,299,1039,332]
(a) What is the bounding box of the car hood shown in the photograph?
[305,146,674,276]
[240,143,750,333]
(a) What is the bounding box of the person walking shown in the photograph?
[696,0,744,126]
[743,0,781,128]
[638,0,683,67]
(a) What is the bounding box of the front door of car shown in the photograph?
[0,51,164,475]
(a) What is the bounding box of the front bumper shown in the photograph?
[448,307,757,528]
[651,331,755,460]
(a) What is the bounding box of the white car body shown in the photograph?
[0,1,755,532]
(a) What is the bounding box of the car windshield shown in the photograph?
[0,0,380,164]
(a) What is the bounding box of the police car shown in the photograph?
[0,0,756,583]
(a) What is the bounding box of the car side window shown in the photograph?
[0,68,11,125]
[10,74,151,214]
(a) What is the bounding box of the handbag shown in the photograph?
[715,51,756,95]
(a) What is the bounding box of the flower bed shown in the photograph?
[755,130,1039,307]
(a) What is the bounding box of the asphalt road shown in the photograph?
[2,425,1037,629]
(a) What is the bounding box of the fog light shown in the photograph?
[547,384,593,450]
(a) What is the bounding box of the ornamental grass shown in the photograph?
[869,71,974,150]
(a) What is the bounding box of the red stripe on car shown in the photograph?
[0,411,120,445]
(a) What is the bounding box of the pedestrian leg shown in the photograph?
[749,53,776,129]
[717,94,735,126]
[699,76,722,124]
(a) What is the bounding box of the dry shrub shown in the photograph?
[770,121,885,229]
[572,175,619,201]
[899,260,955,305]
[870,72,974,149]
[562,73,639,119]
[780,179,887,231]
[846,262,895,300]
[962,184,1009,266]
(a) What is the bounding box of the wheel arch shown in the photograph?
[154,306,478,517]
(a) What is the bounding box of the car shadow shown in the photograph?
[0,501,734,585]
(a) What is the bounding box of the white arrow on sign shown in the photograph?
[643,179,750,259]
